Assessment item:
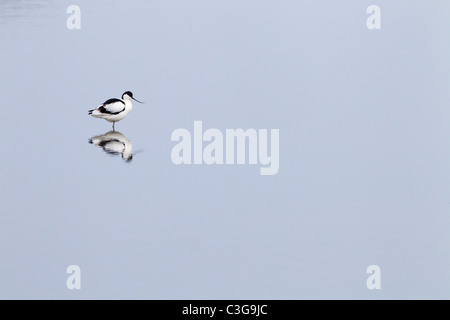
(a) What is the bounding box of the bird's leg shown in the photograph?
[112,122,115,131]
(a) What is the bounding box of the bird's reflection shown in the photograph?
[89,130,135,162]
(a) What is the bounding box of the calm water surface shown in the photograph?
[1,0,450,299]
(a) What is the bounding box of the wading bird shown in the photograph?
[88,91,143,130]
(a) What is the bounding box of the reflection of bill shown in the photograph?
[89,131,135,162]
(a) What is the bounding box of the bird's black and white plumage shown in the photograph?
[88,91,143,129]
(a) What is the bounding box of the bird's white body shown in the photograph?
[89,91,142,129]
[89,97,133,122]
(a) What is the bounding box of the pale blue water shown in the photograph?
[1,0,450,299]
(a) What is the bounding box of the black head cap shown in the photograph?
[122,91,133,98]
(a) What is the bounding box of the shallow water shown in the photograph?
[1,0,450,299]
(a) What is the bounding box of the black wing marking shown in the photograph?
[102,98,123,105]
[98,98,126,114]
